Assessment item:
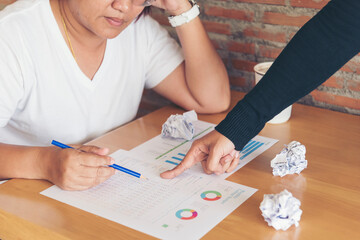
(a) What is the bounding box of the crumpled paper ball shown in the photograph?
[259,189,302,231]
[161,110,198,140]
[271,141,307,177]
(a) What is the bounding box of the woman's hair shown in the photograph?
[136,6,151,21]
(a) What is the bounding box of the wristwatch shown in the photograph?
[168,0,200,27]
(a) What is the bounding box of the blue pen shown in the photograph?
[51,140,147,179]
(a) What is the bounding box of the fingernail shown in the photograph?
[225,157,231,163]
[110,158,115,165]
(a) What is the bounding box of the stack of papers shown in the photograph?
[41,120,278,239]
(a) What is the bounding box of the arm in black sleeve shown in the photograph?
[215,0,360,150]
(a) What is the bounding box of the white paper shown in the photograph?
[41,150,257,239]
[271,141,307,177]
[182,110,198,122]
[161,110,198,140]
[41,120,278,239]
[259,189,302,231]
[131,120,278,180]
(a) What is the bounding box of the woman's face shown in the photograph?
[66,0,146,39]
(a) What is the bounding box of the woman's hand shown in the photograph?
[161,130,239,179]
[150,0,192,16]
[44,145,115,191]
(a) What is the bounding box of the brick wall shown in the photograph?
[1,0,359,117]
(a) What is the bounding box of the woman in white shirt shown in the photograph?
[0,0,231,190]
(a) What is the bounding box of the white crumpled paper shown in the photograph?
[260,189,302,231]
[161,110,198,140]
[271,141,307,177]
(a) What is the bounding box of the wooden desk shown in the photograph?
[0,91,359,240]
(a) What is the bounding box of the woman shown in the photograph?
[0,0,230,190]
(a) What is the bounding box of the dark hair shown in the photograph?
[136,6,151,21]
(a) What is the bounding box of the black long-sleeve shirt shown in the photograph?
[215,0,360,150]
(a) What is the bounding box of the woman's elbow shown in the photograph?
[212,95,231,113]
[197,93,231,114]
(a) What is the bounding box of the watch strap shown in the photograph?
[168,3,200,27]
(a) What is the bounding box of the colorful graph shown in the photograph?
[201,191,222,201]
[240,140,265,160]
[175,209,198,220]
[165,153,186,166]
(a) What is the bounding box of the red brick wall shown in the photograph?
[1,0,359,117]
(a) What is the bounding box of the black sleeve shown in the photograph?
[215,0,360,150]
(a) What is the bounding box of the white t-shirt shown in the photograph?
[0,0,184,146]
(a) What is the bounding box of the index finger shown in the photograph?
[78,153,114,167]
[75,145,110,156]
[160,148,198,179]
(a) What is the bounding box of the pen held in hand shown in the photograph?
[51,140,147,180]
[109,163,147,179]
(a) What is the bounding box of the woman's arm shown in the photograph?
[216,0,360,150]
[152,0,230,114]
[0,143,115,190]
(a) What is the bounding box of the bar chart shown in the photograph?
[165,153,186,166]
[240,140,265,160]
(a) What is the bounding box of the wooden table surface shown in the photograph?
[0,91,359,240]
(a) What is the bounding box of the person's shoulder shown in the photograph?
[0,0,47,57]
[0,0,47,44]
[0,0,43,25]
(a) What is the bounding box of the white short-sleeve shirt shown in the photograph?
[0,0,184,146]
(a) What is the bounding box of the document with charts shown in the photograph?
[130,120,278,180]
[41,120,278,239]
[41,150,257,239]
